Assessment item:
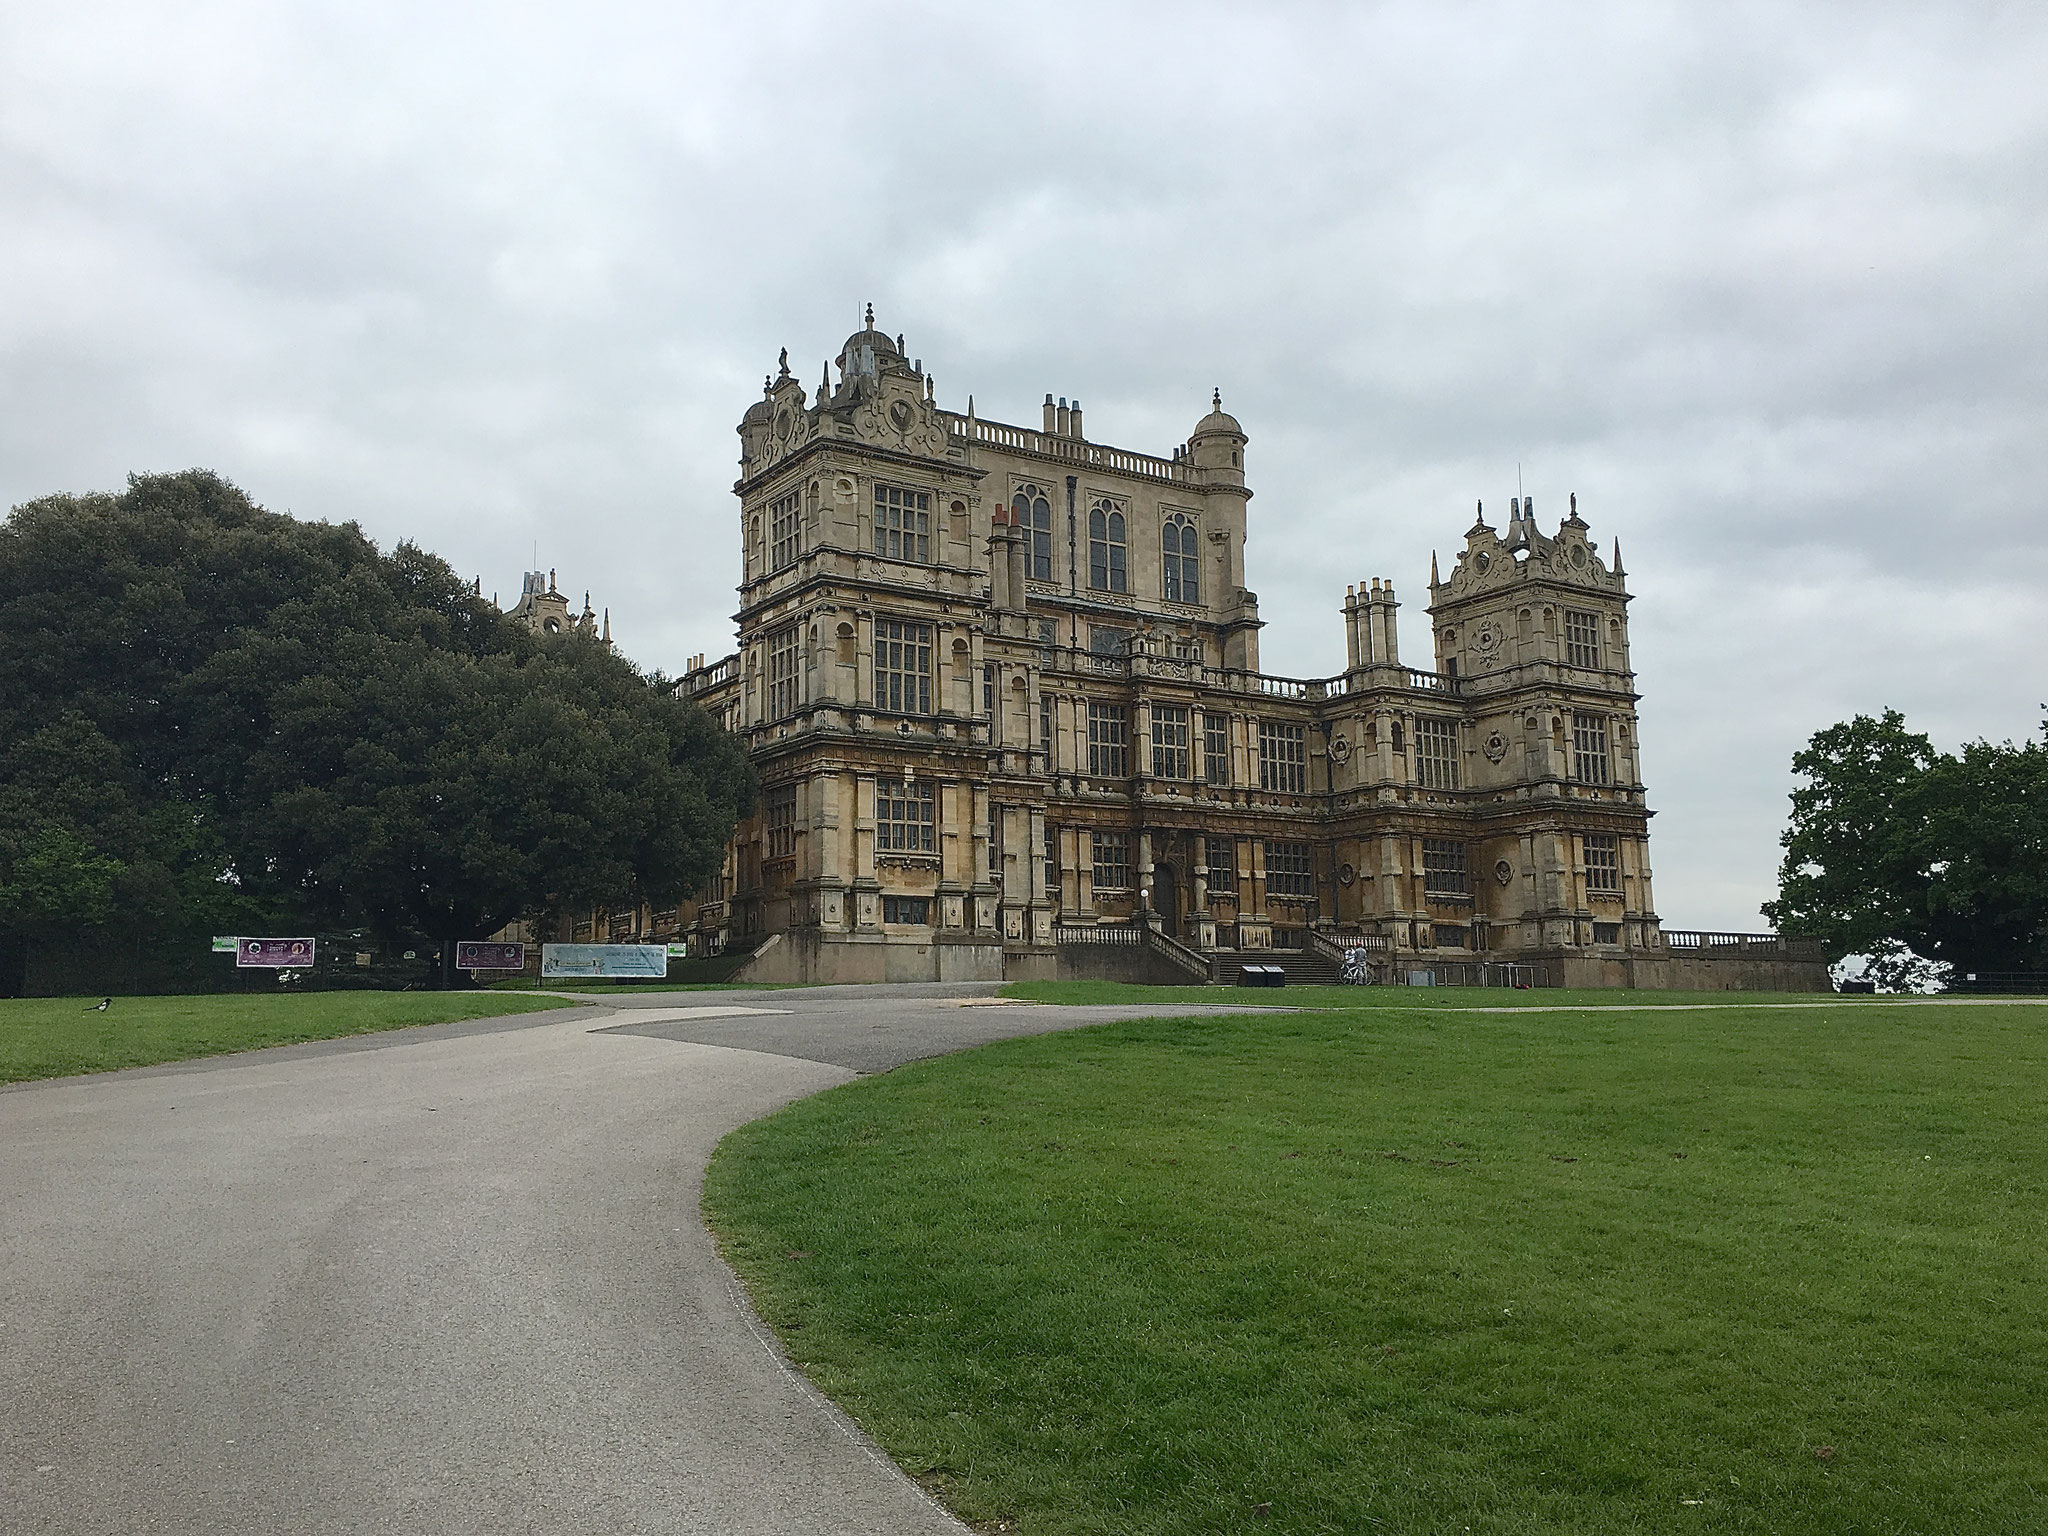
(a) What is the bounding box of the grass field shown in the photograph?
[0,991,578,1083]
[1000,979,1859,1011]
[705,997,2048,1535]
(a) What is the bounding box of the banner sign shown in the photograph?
[211,936,238,953]
[237,937,316,968]
[456,941,526,971]
[665,942,690,958]
[541,943,668,979]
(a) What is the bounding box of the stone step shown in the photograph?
[1210,949,1344,987]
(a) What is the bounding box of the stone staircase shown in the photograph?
[1209,948,1344,987]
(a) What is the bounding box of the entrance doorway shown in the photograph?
[1152,863,1179,937]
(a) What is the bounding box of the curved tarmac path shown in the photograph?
[1,982,1274,1534]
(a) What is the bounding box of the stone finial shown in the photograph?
[777,347,789,378]
[1212,387,1222,411]
[864,301,874,329]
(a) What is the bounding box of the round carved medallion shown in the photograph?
[1494,859,1514,886]
[1483,730,1509,763]
[1338,862,1356,886]
[1329,734,1351,763]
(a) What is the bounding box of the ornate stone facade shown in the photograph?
[680,312,1675,985]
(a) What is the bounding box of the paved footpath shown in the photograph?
[0,983,1274,1534]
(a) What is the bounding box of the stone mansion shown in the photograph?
[659,313,1815,989]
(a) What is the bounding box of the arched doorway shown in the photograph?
[1152,863,1179,938]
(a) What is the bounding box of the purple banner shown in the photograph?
[237,937,316,968]
[457,941,526,971]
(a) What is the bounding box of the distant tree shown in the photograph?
[1764,709,2047,976]
[0,470,753,992]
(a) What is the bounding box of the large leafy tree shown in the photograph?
[0,470,752,993]
[1764,709,2047,975]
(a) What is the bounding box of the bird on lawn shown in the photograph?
[85,997,111,1012]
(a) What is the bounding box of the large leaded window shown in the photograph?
[1089,625,1131,658]
[1205,836,1235,891]
[1573,712,1611,785]
[765,785,797,859]
[1092,831,1132,890]
[877,777,936,853]
[1151,704,1190,779]
[882,895,931,924]
[1423,838,1468,896]
[768,625,801,720]
[1088,498,1127,592]
[1161,512,1200,603]
[1087,701,1129,777]
[1565,609,1601,669]
[873,484,931,563]
[1584,832,1620,892]
[1203,713,1230,785]
[1258,720,1307,793]
[1013,483,1054,582]
[1266,841,1313,897]
[1416,717,1461,789]
[769,489,802,571]
[873,619,932,714]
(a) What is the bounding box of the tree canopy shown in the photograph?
[1763,708,2047,975]
[0,470,752,993]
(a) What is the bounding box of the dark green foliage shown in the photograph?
[1763,709,2047,972]
[0,469,752,993]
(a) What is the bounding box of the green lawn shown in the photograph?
[705,999,2048,1535]
[1000,979,1855,1011]
[0,991,578,1084]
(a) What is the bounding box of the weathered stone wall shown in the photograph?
[731,930,1005,984]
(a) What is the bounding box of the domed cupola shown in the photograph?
[1187,387,1247,481]
[837,302,904,384]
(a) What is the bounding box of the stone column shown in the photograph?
[852,773,880,930]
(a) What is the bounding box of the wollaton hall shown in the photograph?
[642,313,1819,990]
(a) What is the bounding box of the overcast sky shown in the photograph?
[5,2,2044,930]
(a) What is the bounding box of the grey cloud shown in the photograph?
[4,1,2044,929]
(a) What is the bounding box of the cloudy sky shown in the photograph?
[5,2,2044,929]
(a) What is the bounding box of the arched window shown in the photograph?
[1012,483,1053,581]
[1162,513,1199,603]
[1088,499,1126,592]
